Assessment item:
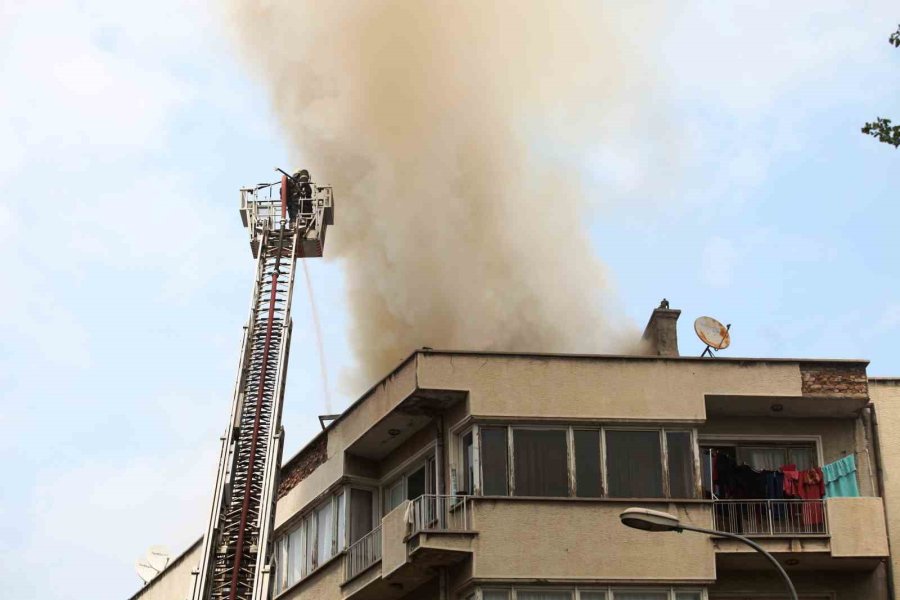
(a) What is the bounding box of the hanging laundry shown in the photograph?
[798,467,826,527]
[823,454,860,498]
[781,464,800,498]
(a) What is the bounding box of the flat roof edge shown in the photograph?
[416,349,870,366]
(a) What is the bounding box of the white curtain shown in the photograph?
[740,447,785,471]
[316,501,334,562]
[287,525,303,585]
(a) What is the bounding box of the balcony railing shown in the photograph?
[409,495,474,536]
[343,525,382,582]
[713,500,827,536]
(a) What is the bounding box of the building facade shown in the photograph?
[131,307,900,600]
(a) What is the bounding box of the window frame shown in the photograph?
[459,423,700,501]
[381,450,437,515]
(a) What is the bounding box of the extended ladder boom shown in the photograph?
[192,175,334,600]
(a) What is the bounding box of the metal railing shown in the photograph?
[409,495,474,536]
[240,181,324,226]
[343,525,382,582]
[713,500,827,536]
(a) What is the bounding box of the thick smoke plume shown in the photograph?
[226,1,653,385]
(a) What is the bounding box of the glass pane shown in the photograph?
[613,592,667,600]
[336,492,346,550]
[606,430,663,498]
[667,431,695,498]
[580,593,607,600]
[275,535,287,593]
[513,429,569,496]
[287,525,303,584]
[463,431,474,494]
[674,593,702,600]
[482,591,510,600]
[349,488,373,544]
[384,479,403,514]
[575,430,601,497]
[408,465,426,500]
[518,592,572,600]
[316,501,334,563]
[482,427,509,495]
[788,447,815,470]
[304,516,315,574]
[739,447,787,470]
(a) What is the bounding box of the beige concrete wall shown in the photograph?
[277,557,343,600]
[469,499,715,582]
[828,497,889,558]
[382,501,410,578]
[417,354,802,422]
[709,566,888,599]
[275,452,344,529]
[328,359,418,454]
[870,380,900,599]
[129,540,201,600]
[701,416,877,496]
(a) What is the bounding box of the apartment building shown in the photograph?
[132,306,900,600]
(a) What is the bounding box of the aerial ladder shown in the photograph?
[191,171,334,600]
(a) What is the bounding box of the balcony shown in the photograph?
[404,495,477,567]
[713,497,889,572]
[344,525,382,582]
[713,499,827,536]
[409,494,474,535]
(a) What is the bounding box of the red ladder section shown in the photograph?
[193,225,299,600]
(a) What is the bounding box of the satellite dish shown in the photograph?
[135,559,159,585]
[694,316,731,357]
[147,545,170,572]
[135,545,170,584]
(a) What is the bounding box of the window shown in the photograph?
[462,431,475,494]
[384,457,436,514]
[349,488,373,544]
[574,430,601,497]
[606,430,663,498]
[316,500,334,564]
[273,488,356,590]
[513,429,569,496]
[461,425,697,500]
[482,427,509,496]
[666,431,694,499]
[384,478,404,513]
[518,592,573,600]
[407,465,426,500]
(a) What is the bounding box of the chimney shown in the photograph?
[642,299,681,357]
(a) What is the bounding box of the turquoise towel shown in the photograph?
[823,454,860,498]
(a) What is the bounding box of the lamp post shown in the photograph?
[619,507,798,600]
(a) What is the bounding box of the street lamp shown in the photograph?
[619,508,799,600]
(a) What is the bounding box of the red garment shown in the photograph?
[781,464,800,497]
[798,467,825,526]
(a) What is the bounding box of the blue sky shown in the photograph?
[0,2,897,599]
